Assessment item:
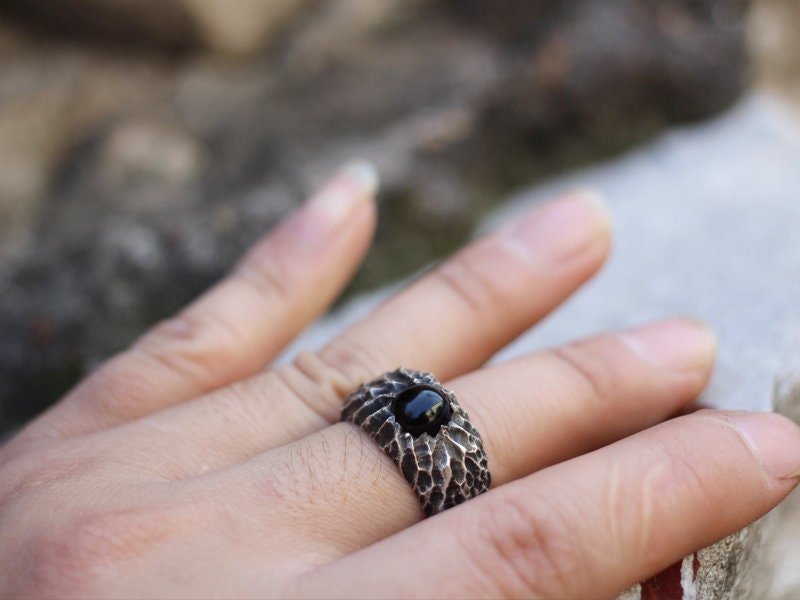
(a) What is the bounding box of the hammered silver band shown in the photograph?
[341,367,491,516]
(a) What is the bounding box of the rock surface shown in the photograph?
[0,0,750,434]
[750,0,800,109]
[489,95,800,417]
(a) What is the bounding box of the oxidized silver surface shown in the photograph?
[341,367,491,516]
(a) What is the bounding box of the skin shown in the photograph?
[1,166,799,599]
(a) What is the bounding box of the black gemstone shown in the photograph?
[393,385,451,437]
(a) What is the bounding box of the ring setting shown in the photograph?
[341,367,491,516]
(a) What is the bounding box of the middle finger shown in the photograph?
[123,192,611,475]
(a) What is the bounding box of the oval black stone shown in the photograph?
[393,385,452,437]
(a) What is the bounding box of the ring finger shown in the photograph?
[189,318,716,559]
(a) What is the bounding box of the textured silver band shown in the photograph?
[341,367,491,516]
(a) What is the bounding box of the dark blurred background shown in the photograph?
[0,0,787,436]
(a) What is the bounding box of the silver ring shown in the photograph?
[341,367,491,516]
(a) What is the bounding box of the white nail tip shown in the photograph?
[572,187,611,217]
[339,159,379,197]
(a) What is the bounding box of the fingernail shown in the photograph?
[339,159,379,197]
[305,159,378,223]
[620,319,717,371]
[288,160,378,243]
[729,412,800,480]
[501,190,610,264]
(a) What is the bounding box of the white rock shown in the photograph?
[281,93,800,599]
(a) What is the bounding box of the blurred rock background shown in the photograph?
[0,0,770,434]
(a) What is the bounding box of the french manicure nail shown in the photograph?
[620,319,717,371]
[305,159,378,224]
[501,190,610,264]
[338,159,379,197]
[286,160,378,244]
[729,412,800,480]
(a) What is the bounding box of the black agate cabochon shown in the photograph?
[393,384,452,437]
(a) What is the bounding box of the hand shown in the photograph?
[2,164,798,599]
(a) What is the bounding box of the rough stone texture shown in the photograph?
[0,0,421,56]
[280,94,800,599]
[0,0,750,435]
[749,0,800,110]
[177,0,314,55]
[739,380,800,600]
[0,0,199,52]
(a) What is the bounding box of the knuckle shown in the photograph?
[281,344,382,423]
[0,449,101,507]
[319,336,385,389]
[632,439,710,552]
[76,353,164,422]
[604,437,711,562]
[234,253,294,307]
[128,249,302,390]
[30,514,120,595]
[24,503,191,598]
[464,494,582,598]
[272,356,342,424]
[26,512,130,595]
[0,447,199,596]
[70,509,160,565]
[551,342,617,405]
[134,311,233,384]
[436,254,505,317]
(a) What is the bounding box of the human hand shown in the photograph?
[2,164,799,599]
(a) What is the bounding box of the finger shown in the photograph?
[136,318,713,483]
[452,318,718,482]
[179,319,715,557]
[306,410,800,599]
[16,163,378,444]
[311,190,612,412]
[110,191,613,470]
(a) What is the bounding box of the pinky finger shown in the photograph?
[306,411,800,599]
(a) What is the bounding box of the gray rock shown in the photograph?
[0,0,750,432]
[750,0,800,110]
